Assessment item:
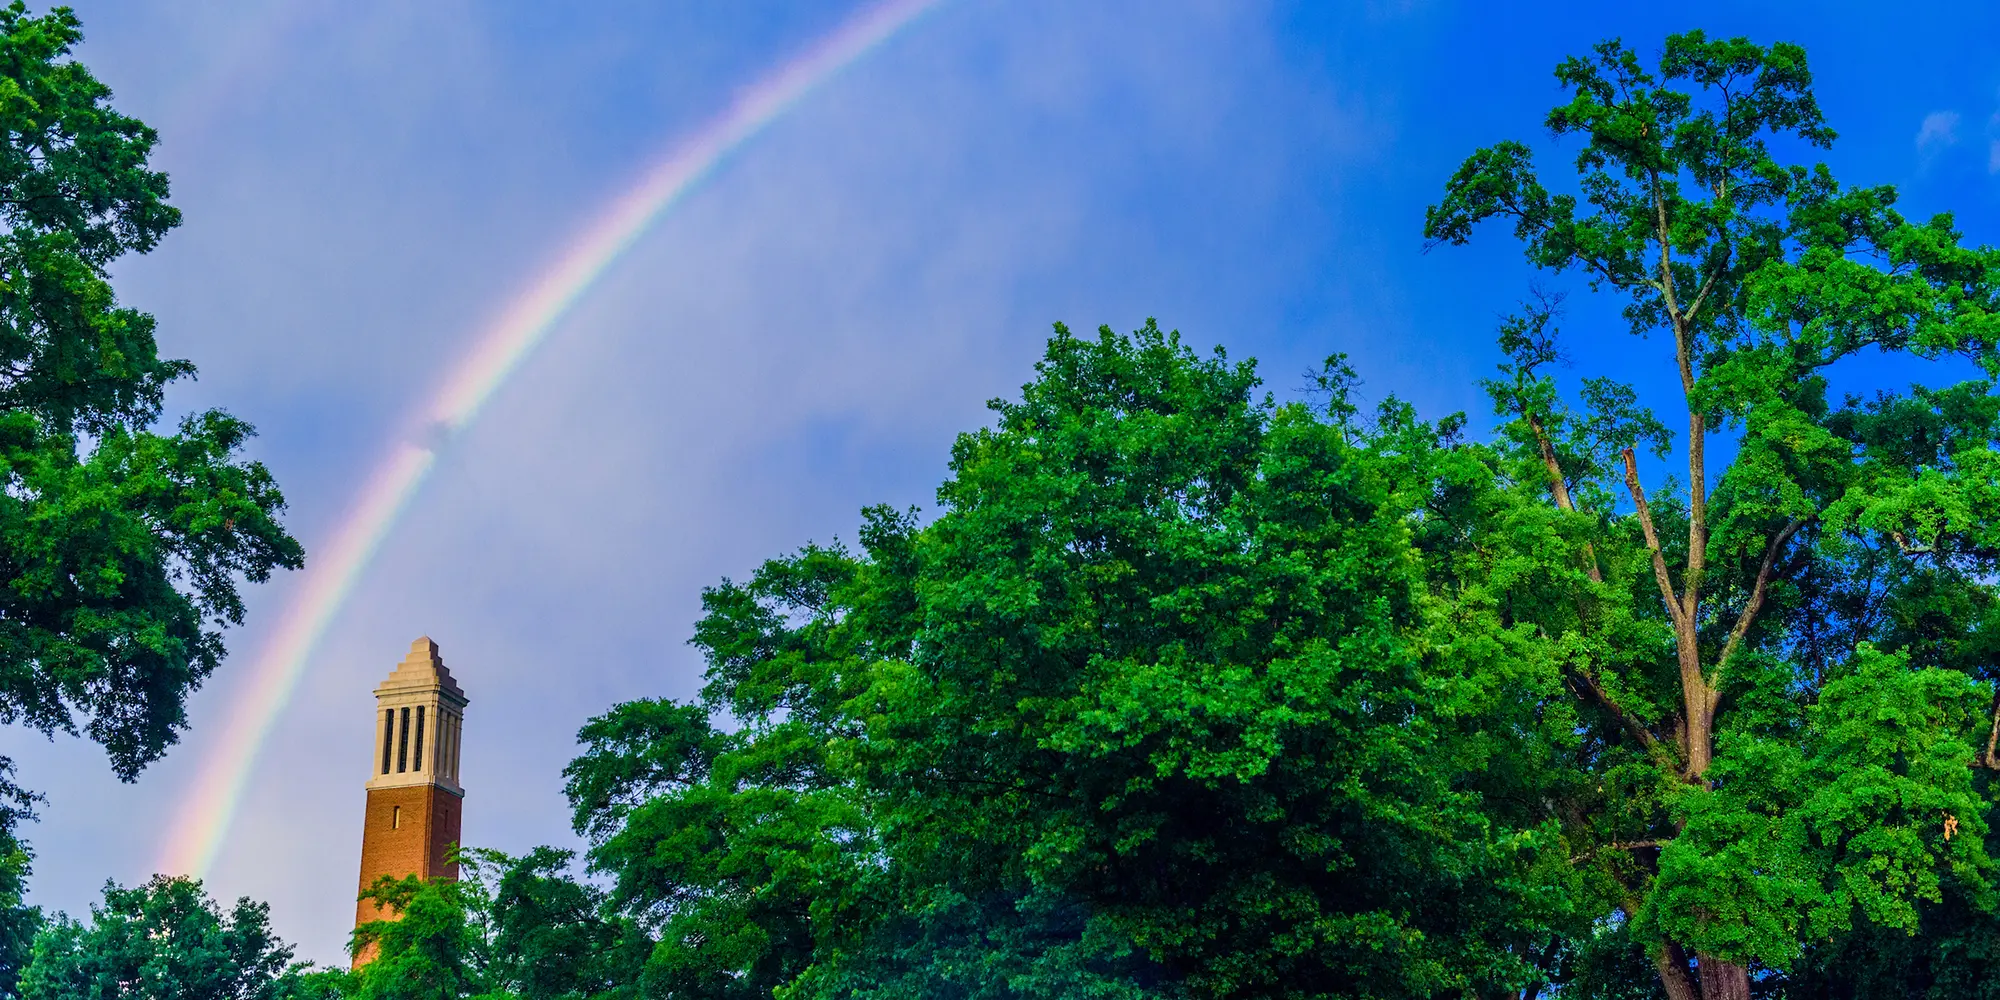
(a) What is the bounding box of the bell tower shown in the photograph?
[351,636,467,968]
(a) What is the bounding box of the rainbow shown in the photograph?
[157,0,942,879]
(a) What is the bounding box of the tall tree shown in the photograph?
[859,325,1569,998]
[565,324,1579,999]
[0,3,302,785]
[1425,32,2000,1000]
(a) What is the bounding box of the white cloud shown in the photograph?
[1916,109,1961,152]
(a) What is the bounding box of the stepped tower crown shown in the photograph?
[367,636,467,794]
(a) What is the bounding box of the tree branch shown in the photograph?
[1526,411,1602,583]
[1654,939,1701,1000]
[1683,266,1722,325]
[1568,839,1669,865]
[1519,938,1565,1000]
[1524,412,1575,510]
[1611,839,1664,852]
[1681,412,1708,630]
[1714,517,1810,684]
[1648,171,1707,629]
[1477,203,1641,291]
[1567,666,1661,758]
[1622,448,1684,630]
[1649,175,1693,393]
[1891,530,1935,556]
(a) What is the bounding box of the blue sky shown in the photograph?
[0,0,1992,966]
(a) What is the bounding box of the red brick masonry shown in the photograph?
[351,783,462,967]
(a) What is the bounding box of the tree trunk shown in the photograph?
[1697,954,1750,1000]
[1653,940,1700,1000]
[1676,633,1712,779]
[1653,941,1749,1000]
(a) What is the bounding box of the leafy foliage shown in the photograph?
[18,876,302,1000]
[0,4,305,993]
[559,323,1585,999]
[1425,29,2000,1000]
[338,849,643,1000]
[0,2,301,783]
[553,32,2000,1000]
[0,767,41,1000]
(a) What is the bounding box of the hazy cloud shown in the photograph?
[1917,110,1961,152]
[1991,111,2000,174]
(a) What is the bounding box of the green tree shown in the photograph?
[482,848,645,1000]
[0,767,43,999]
[348,849,642,1000]
[563,690,870,999]
[0,3,303,786]
[564,324,1579,999]
[1424,32,2000,1000]
[350,874,487,1000]
[859,325,1571,998]
[18,876,301,1000]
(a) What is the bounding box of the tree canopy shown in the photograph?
[1424,29,2000,1000]
[0,2,302,789]
[18,876,300,1000]
[559,321,1582,999]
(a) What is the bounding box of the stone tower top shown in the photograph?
[374,636,467,705]
[366,636,467,795]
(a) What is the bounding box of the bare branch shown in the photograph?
[1568,839,1669,865]
[1567,666,1666,762]
[1623,448,1684,630]
[1714,517,1810,684]
[1683,267,1722,325]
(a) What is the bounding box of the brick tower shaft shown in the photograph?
[352,636,467,968]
